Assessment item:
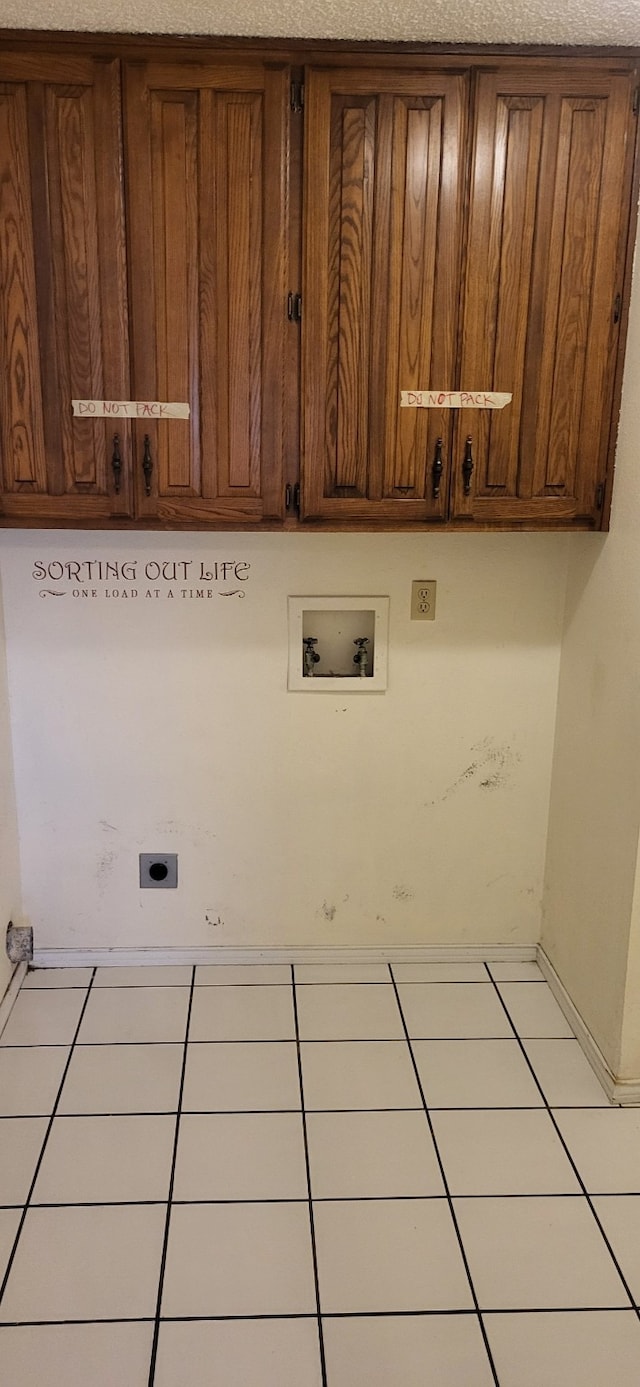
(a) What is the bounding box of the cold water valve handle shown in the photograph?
[353,637,369,678]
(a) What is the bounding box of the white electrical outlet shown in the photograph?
[411,580,437,620]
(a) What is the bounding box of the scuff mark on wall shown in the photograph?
[319,901,337,922]
[97,850,116,878]
[392,885,414,901]
[428,737,522,805]
[154,819,217,841]
[96,849,117,897]
[99,820,117,833]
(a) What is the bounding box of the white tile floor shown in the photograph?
[0,960,639,1384]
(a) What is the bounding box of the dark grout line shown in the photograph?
[291,965,328,1387]
[3,1189,639,1215]
[485,973,640,1326]
[0,969,98,1310]
[147,967,196,1387]
[1,1304,638,1330]
[0,1102,618,1121]
[2,1037,574,1054]
[387,963,501,1387]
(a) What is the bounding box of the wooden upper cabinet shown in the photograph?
[0,54,131,521]
[124,60,288,524]
[301,67,467,522]
[451,67,636,526]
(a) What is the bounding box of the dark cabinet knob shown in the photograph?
[111,434,122,495]
[142,435,153,497]
[432,436,444,500]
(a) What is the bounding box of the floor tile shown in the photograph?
[523,1039,611,1106]
[496,982,573,1037]
[0,1204,166,1321]
[196,964,292,985]
[32,1114,175,1204]
[161,1202,316,1316]
[77,987,189,1044]
[0,1046,69,1116]
[0,1323,155,1387]
[413,1038,543,1108]
[182,1039,300,1111]
[173,1112,308,1200]
[0,1117,48,1204]
[295,963,390,983]
[189,985,295,1041]
[300,1041,421,1110]
[94,965,192,987]
[432,1109,580,1194]
[23,969,93,989]
[484,1310,640,1387]
[0,1207,21,1279]
[392,962,490,982]
[322,1314,495,1387]
[396,983,513,1039]
[306,1110,444,1198]
[58,1044,183,1115]
[313,1199,473,1313]
[295,984,404,1040]
[454,1196,630,1308]
[155,1319,323,1387]
[1,990,86,1046]
[554,1110,640,1191]
[592,1196,640,1301]
[487,961,544,981]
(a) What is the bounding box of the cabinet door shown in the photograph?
[301,67,467,523]
[0,54,131,522]
[451,67,636,526]
[125,61,287,524]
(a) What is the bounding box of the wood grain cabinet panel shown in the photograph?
[0,42,637,532]
[0,54,131,521]
[301,67,467,522]
[124,60,287,524]
[451,67,636,526]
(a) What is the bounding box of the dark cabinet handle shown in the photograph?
[111,434,122,494]
[462,435,474,495]
[432,436,443,500]
[142,435,153,497]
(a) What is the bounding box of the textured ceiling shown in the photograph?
[2,0,640,45]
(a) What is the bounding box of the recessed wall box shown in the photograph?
[139,853,178,888]
[288,596,389,692]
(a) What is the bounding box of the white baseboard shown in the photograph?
[0,962,27,1039]
[536,946,640,1106]
[32,943,537,969]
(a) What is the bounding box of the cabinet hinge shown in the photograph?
[613,292,622,325]
[287,292,302,323]
[596,481,605,510]
[633,86,639,115]
[290,81,304,113]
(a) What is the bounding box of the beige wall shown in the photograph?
[0,531,567,955]
[0,572,21,996]
[542,254,640,1079]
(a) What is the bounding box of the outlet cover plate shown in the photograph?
[411,580,437,620]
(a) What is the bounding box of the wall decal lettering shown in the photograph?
[30,558,251,602]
